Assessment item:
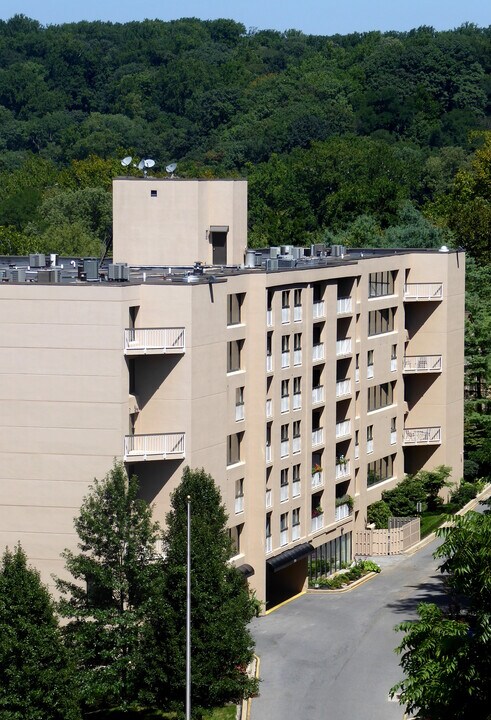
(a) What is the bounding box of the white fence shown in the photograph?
[124,432,185,459]
[124,327,185,354]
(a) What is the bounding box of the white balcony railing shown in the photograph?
[336,338,352,356]
[337,297,352,315]
[294,350,302,366]
[354,444,360,459]
[403,355,443,373]
[367,365,374,379]
[312,343,325,362]
[266,536,272,553]
[292,524,301,541]
[282,307,290,324]
[404,283,443,301]
[280,529,289,546]
[235,495,244,514]
[266,354,273,372]
[124,327,185,354]
[355,368,360,383]
[281,396,290,413]
[311,514,324,533]
[235,403,244,422]
[403,427,442,445]
[281,351,290,368]
[266,489,272,508]
[312,385,324,404]
[266,444,272,463]
[336,379,351,398]
[390,431,397,445]
[292,480,301,497]
[367,439,374,454]
[335,503,351,521]
[391,358,397,372]
[266,398,273,418]
[293,306,302,322]
[313,300,325,319]
[312,428,324,446]
[335,461,350,480]
[335,420,351,439]
[293,393,302,410]
[267,309,273,327]
[124,432,185,460]
[311,471,323,489]
[280,485,289,502]
[280,440,289,458]
[292,436,301,454]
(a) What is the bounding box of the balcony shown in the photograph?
[403,355,443,373]
[266,489,272,508]
[235,403,244,422]
[266,444,272,463]
[336,338,352,357]
[282,307,290,324]
[311,471,323,489]
[294,349,302,366]
[313,300,325,319]
[266,354,273,373]
[312,427,324,447]
[281,351,290,369]
[267,310,273,327]
[235,495,244,514]
[335,460,350,480]
[404,283,443,301]
[403,427,442,445]
[294,305,302,322]
[336,379,351,398]
[335,503,351,522]
[124,327,185,355]
[312,343,325,362]
[266,398,273,418]
[311,514,324,533]
[335,420,351,439]
[337,297,352,315]
[293,392,302,410]
[312,385,324,405]
[124,432,185,461]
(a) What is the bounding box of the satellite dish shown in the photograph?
[121,156,132,167]
[166,162,177,174]
[137,159,145,170]
[144,158,155,168]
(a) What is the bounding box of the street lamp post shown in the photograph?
[186,495,191,720]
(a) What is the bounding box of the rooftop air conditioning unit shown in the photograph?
[83,258,99,281]
[108,263,129,281]
[29,253,45,268]
[37,269,61,284]
[265,258,279,271]
[8,268,26,282]
[270,247,280,258]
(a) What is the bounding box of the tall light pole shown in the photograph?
[186,495,191,720]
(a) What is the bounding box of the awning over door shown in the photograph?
[266,543,313,573]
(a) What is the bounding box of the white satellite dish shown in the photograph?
[144,158,155,168]
[121,156,132,167]
[137,159,145,170]
[166,162,177,174]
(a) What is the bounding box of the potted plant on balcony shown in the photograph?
[312,463,322,475]
[311,505,323,518]
[335,494,354,511]
[336,454,347,467]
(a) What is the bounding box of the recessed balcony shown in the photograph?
[335,420,351,439]
[124,328,185,355]
[335,460,350,480]
[335,503,352,522]
[312,343,325,362]
[336,379,351,398]
[403,355,443,373]
[124,432,185,460]
[404,283,443,301]
[337,297,352,315]
[313,300,325,319]
[336,338,352,357]
[403,427,442,445]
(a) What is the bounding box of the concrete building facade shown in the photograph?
[0,177,465,608]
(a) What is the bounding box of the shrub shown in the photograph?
[450,481,478,508]
[367,500,391,528]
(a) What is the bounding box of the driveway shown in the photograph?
[250,537,446,720]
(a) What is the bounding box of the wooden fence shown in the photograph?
[355,517,420,556]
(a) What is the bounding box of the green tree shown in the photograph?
[151,467,258,712]
[366,500,391,528]
[0,545,81,720]
[392,511,491,719]
[56,463,163,712]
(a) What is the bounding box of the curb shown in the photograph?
[238,654,260,720]
[306,570,378,594]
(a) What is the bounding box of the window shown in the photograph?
[235,479,244,514]
[280,468,289,502]
[282,290,290,309]
[294,333,302,351]
[367,425,373,441]
[227,293,244,326]
[267,290,274,312]
[266,513,272,552]
[227,339,244,373]
[294,288,302,307]
[229,523,243,554]
[313,284,323,303]
[367,455,395,487]
[227,432,243,466]
[281,424,289,442]
[292,464,301,497]
[368,382,395,412]
[368,307,396,336]
[235,387,245,420]
[391,417,396,432]
[293,420,301,438]
[150,190,157,197]
[282,335,290,353]
[281,379,289,397]
[292,507,300,540]
[293,376,301,395]
[391,344,397,360]
[368,271,396,298]
[367,349,374,378]
[280,512,289,545]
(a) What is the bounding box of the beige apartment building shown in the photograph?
[0,177,464,608]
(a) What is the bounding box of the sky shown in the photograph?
[0,0,489,35]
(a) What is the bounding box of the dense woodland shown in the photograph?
[0,15,489,476]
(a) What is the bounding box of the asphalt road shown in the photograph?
[250,537,447,720]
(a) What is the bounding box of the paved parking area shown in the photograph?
[250,538,445,720]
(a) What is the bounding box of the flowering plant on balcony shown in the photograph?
[312,464,322,475]
[311,505,323,518]
[335,494,354,511]
[336,454,347,466]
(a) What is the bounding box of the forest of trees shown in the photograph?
[0,15,489,477]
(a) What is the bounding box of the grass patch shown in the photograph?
[202,706,236,719]
[420,512,447,537]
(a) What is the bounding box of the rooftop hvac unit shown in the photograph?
[108,263,129,281]
[280,245,293,255]
[244,250,256,268]
[29,253,45,268]
[278,258,295,268]
[331,244,346,257]
[8,268,26,282]
[265,258,279,271]
[292,247,305,260]
[0,269,6,280]
[270,247,280,258]
[83,258,99,281]
[37,269,61,284]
